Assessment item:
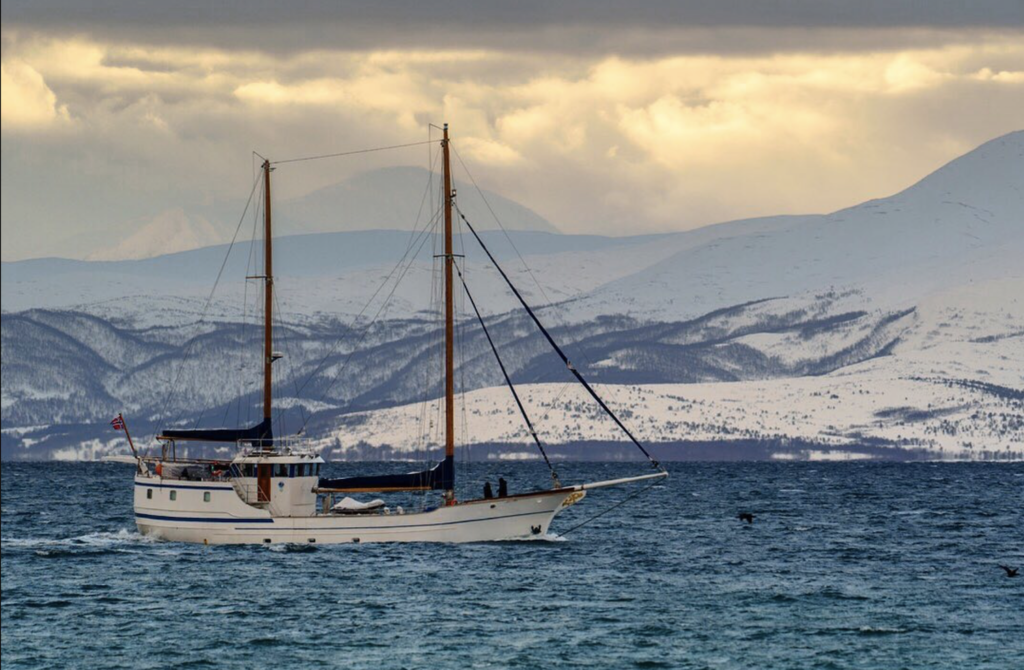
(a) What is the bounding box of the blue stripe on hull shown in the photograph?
[135,508,555,530]
[136,512,272,524]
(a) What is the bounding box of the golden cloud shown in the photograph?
[0,59,69,129]
[1,30,1022,241]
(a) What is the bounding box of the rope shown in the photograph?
[456,205,662,471]
[163,172,261,423]
[558,478,663,536]
[291,148,442,407]
[454,264,560,486]
[297,213,442,432]
[271,140,436,165]
[450,143,597,371]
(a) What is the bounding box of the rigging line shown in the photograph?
[236,197,262,428]
[295,205,440,407]
[558,478,663,536]
[416,230,442,467]
[241,183,264,431]
[456,206,662,471]
[272,290,307,434]
[426,223,446,457]
[456,214,472,474]
[222,185,263,430]
[449,143,597,371]
[291,150,442,401]
[455,264,561,486]
[299,214,442,432]
[184,176,263,431]
[271,140,436,165]
[455,269,468,478]
[163,171,262,424]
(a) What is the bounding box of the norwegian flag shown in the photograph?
[111,416,125,431]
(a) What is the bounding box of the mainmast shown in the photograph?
[442,124,455,502]
[262,159,274,441]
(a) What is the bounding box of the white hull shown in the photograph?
[134,476,588,544]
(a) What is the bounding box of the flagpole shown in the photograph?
[118,413,138,459]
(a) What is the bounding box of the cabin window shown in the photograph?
[296,464,307,477]
[203,492,211,503]
[146,488,153,499]
[275,464,288,477]
[314,464,321,475]
[169,490,177,501]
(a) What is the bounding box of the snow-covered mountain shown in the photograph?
[569,131,1024,322]
[280,166,559,235]
[85,208,229,261]
[2,132,1021,461]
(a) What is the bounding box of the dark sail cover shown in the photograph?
[318,456,454,491]
[159,418,273,445]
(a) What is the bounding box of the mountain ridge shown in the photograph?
[2,132,1021,460]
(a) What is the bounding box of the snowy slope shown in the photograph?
[569,131,1024,321]
[314,360,1022,462]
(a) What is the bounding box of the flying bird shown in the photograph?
[738,512,755,524]
[998,565,1019,578]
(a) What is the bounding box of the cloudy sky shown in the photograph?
[2,1,1022,260]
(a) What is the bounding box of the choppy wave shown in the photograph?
[2,461,1022,670]
[266,542,318,553]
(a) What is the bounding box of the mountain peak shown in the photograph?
[85,208,226,261]
[893,129,1023,214]
[278,166,559,235]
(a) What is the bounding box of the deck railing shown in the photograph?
[236,436,319,457]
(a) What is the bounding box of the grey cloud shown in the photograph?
[3,1,1022,55]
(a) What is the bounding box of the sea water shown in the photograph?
[2,461,1022,669]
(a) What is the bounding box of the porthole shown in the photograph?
[169,490,177,501]
[147,489,153,500]
[203,492,211,503]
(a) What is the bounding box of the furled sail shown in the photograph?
[318,456,454,492]
[158,418,273,444]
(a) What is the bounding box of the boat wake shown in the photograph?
[1,528,156,557]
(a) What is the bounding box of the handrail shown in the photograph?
[236,436,320,457]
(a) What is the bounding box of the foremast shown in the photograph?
[156,159,276,446]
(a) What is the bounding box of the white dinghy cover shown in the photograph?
[330,497,386,514]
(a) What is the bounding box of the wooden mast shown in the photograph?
[442,124,455,501]
[262,159,274,441]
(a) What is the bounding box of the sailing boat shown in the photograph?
[130,125,667,544]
